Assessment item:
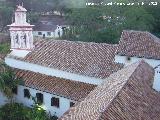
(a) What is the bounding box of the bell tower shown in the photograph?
[8,5,34,51]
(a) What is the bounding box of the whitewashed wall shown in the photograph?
[33,31,54,38]
[54,27,63,38]
[115,55,160,91]
[115,55,160,67]
[16,85,75,117]
[5,57,102,85]
[33,26,63,38]
[153,66,160,91]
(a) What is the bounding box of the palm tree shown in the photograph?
[0,62,21,100]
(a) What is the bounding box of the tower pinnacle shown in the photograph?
[7,5,34,51]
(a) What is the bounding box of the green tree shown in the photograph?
[145,5,160,36]
[122,6,154,31]
[0,4,13,32]
[0,62,21,99]
[0,103,58,120]
[64,3,155,43]
[0,103,29,120]
[0,43,10,54]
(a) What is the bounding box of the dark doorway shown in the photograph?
[43,34,45,38]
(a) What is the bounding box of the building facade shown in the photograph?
[33,15,67,38]
[1,5,160,119]
[33,25,64,38]
[2,5,123,118]
[115,30,160,91]
[0,5,77,117]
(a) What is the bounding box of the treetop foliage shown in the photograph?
[63,4,156,43]
[0,103,58,120]
[0,0,159,43]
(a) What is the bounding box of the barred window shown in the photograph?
[24,89,30,98]
[36,93,43,104]
[38,32,42,35]
[51,97,59,108]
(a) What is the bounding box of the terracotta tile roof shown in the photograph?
[59,61,160,120]
[117,30,160,59]
[34,15,67,31]
[12,40,123,79]
[15,69,96,101]
[34,23,57,32]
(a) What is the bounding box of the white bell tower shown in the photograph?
[7,5,34,51]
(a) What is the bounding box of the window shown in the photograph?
[70,102,75,107]
[51,97,59,108]
[24,89,30,98]
[47,32,51,36]
[38,32,42,35]
[36,93,43,104]
[12,87,17,94]
[127,57,131,61]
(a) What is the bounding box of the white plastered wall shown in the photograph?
[33,31,54,38]
[154,66,160,91]
[5,57,103,85]
[16,85,75,117]
[115,55,160,91]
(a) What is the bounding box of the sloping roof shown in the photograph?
[33,15,67,31]
[59,61,160,120]
[39,15,67,25]
[15,69,96,101]
[117,30,160,59]
[13,40,123,79]
[34,22,57,31]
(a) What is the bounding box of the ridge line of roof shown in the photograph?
[98,61,143,119]
[122,30,160,43]
[34,39,118,45]
[59,61,145,120]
